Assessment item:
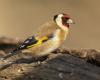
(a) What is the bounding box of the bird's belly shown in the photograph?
[28,36,60,56]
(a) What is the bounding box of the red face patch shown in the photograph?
[62,16,70,28]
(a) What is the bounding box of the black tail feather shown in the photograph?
[0,53,15,61]
[0,49,19,61]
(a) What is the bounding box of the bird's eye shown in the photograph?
[62,17,69,23]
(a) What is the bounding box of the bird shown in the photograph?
[0,13,74,61]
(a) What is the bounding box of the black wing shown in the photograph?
[0,36,38,60]
[12,36,38,53]
[13,34,54,52]
[0,34,54,61]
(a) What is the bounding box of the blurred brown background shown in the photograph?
[0,0,100,49]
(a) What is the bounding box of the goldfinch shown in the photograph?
[0,13,74,61]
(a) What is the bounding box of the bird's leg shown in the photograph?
[32,55,49,65]
[34,55,48,62]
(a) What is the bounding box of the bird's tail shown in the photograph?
[0,48,19,61]
[0,52,16,61]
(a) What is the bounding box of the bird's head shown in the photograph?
[53,13,74,30]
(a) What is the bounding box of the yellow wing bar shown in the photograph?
[27,36,48,48]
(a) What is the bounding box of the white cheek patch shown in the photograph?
[56,14,63,28]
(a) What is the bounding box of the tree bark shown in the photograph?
[0,37,100,80]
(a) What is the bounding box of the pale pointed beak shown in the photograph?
[67,19,75,24]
